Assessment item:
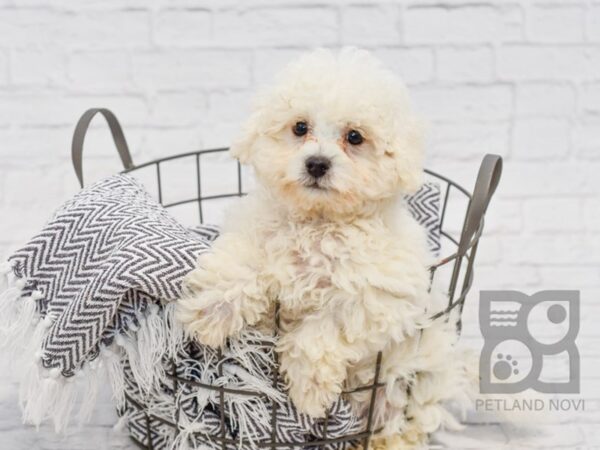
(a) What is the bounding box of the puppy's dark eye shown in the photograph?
[293,121,308,137]
[347,129,363,145]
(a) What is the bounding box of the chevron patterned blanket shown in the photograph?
[0,174,441,448]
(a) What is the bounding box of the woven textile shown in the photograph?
[5,175,210,376]
[407,182,441,255]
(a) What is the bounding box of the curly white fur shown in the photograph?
[177,48,473,449]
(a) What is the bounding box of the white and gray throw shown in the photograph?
[0,174,441,449]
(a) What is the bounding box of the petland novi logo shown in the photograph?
[479,290,580,394]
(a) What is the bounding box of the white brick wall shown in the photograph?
[1,1,599,448]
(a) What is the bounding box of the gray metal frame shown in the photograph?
[72,108,502,450]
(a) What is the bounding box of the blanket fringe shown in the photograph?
[118,302,185,400]
[164,302,186,359]
[16,316,108,432]
[121,304,165,396]
[0,262,38,353]
[103,344,126,409]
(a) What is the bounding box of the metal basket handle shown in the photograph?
[71,108,135,187]
[457,154,503,256]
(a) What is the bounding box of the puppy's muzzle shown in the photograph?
[305,156,331,179]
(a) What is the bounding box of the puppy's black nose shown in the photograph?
[305,156,331,179]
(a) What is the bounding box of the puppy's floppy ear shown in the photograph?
[229,128,257,164]
[229,113,260,164]
[390,116,425,194]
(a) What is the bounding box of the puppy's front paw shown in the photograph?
[282,352,343,418]
[176,290,244,348]
[287,376,340,418]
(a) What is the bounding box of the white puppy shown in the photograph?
[177,48,464,448]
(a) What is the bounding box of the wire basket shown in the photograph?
[72,108,502,450]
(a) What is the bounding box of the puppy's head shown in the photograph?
[231,48,423,218]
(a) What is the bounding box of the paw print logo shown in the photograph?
[479,290,579,394]
[493,353,519,380]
